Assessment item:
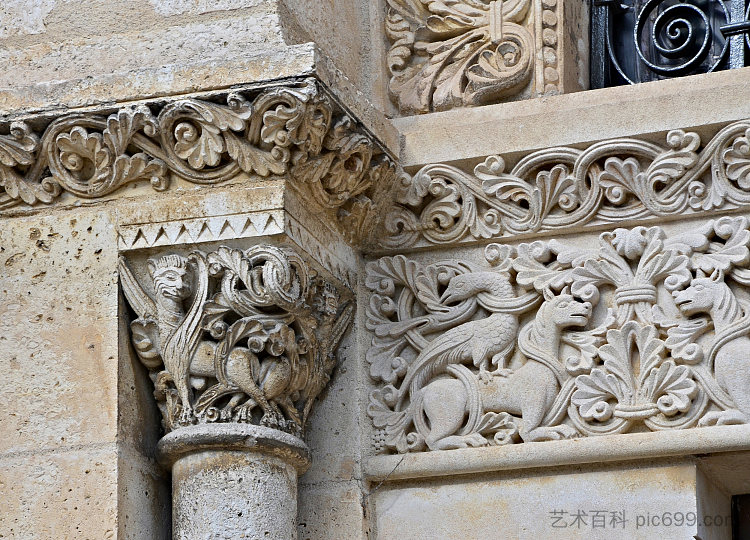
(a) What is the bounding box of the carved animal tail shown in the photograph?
[693,302,750,411]
[517,323,566,384]
[449,365,483,435]
[707,306,750,369]
[541,378,576,427]
[396,339,468,409]
[162,252,209,404]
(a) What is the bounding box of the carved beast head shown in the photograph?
[148,254,191,302]
[541,287,592,329]
[673,270,727,316]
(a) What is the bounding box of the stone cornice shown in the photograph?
[378,119,750,251]
[364,424,750,481]
[0,77,397,248]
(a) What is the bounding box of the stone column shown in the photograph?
[119,241,358,538]
[158,424,310,539]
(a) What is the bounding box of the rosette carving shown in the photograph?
[367,218,750,454]
[119,244,354,436]
[381,119,750,249]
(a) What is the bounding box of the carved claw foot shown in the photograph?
[698,409,750,427]
[478,369,493,383]
[220,404,235,421]
[522,424,578,442]
[233,400,257,422]
[260,410,282,428]
[287,421,303,438]
[429,432,488,450]
[491,368,514,378]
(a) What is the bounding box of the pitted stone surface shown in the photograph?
[161,424,309,539]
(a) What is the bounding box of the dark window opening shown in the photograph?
[591,0,750,87]
[733,494,750,539]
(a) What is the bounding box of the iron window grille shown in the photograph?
[591,0,750,87]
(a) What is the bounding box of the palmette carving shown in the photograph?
[382,121,750,249]
[367,217,750,454]
[386,0,534,114]
[0,79,394,245]
[119,244,354,435]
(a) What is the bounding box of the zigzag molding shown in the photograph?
[118,211,284,250]
[284,214,358,289]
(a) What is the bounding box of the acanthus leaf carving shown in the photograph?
[119,244,353,437]
[379,120,750,250]
[386,0,535,114]
[0,79,396,247]
[367,218,750,454]
[0,122,60,205]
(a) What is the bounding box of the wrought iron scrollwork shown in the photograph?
[592,0,750,87]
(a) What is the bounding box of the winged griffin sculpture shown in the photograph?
[118,244,353,435]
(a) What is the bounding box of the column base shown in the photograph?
[158,424,310,540]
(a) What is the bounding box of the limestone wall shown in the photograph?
[0,202,169,537]
[3,1,750,539]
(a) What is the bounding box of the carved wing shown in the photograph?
[118,256,157,319]
[324,302,355,354]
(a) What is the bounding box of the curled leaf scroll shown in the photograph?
[386,0,534,114]
[382,120,750,250]
[0,79,395,246]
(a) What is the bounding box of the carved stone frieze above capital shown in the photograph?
[367,217,750,454]
[380,120,750,250]
[119,244,353,436]
[0,78,397,246]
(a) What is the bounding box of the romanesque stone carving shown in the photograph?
[0,78,395,245]
[386,0,535,114]
[381,120,750,249]
[117,212,285,251]
[367,217,750,453]
[119,244,354,435]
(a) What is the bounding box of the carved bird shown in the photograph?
[256,325,299,425]
[256,301,354,429]
[395,271,519,407]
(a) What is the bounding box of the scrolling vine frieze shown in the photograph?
[381,121,750,250]
[367,217,750,453]
[0,78,396,245]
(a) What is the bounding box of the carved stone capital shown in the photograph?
[0,77,397,247]
[119,243,353,439]
[367,217,750,454]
